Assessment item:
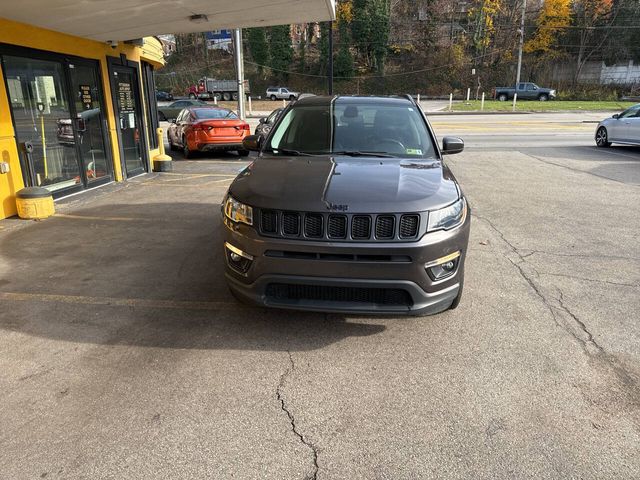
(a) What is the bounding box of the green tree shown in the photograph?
[350,0,390,72]
[298,38,307,73]
[319,22,330,75]
[268,25,294,79]
[335,9,354,77]
[246,28,269,74]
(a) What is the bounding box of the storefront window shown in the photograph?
[1,51,112,194]
[3,55,81,191]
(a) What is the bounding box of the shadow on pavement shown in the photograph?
[0,202,386,351]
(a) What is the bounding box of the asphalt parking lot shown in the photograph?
[0,112,638,479]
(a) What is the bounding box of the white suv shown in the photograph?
[266,87,299,101]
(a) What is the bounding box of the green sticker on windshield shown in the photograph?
[406,148,422,155]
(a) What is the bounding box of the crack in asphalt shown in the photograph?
[556,289,603,354]
[277,351,319,480]
[474,214,639,395]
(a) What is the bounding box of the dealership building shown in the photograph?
[0,1,335,219]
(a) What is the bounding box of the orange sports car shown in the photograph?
[167,106,251,158]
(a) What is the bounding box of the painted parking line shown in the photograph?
[137,178,235,188]
[0,291,236,311]
[55,213,142,222]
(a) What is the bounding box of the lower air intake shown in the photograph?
[266,283,413,307]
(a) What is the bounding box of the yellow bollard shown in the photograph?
[15,187,54,220]
[152,127,173,172]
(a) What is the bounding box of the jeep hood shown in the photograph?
[228,156,460,214]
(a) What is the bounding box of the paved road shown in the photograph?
[0,113,638,479]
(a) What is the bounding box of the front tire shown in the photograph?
[538,94,549,101]
[497,93,508,102]
[595,127,611,148]
[189,93,196,99]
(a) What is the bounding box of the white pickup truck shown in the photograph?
[265,87,299,101]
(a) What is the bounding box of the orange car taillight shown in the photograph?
[193,124,213,131]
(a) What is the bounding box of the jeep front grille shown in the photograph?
[260,210,278,234]
[257,210,423,242]
[399,215,420,239]
[375,216,395,239]
[282,212,300,236]
[327,215,348,239]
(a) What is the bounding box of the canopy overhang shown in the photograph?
[0,0,336,42]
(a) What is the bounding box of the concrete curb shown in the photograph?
[427,111,531,116]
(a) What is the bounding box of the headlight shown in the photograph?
[427,197,467,232]
[224,195,253,226]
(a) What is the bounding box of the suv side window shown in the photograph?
[620,105,640,119]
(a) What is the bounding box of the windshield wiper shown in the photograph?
[270,148,316,157]
[331,150,395,158]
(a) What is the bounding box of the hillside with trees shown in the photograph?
[156,0,640,98]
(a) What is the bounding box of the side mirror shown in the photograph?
[259,117,267,124]
[243,135,262,152]
[612,114,619,119]
[442,136,464,155]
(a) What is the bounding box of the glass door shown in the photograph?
[3,55,82,192]
[68,61,112,185]
[112,67,146,177]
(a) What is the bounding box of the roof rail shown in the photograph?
[402,93,418,106]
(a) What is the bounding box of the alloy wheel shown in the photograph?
[596,127,611,148]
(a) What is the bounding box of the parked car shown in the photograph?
[158,99,208,121]
[156,90,174,101]
[254,108,284,139]
[222,95,470,315]
[595,103,640,147]
[266,87,299,101]
[494,82,556,101]
[56,108,102,146]
[167,106,250,158]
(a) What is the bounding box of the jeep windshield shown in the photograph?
[265,102,438,159]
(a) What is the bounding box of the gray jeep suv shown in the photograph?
[222,95,470,315]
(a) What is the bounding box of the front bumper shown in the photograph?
[198,142,244,152]
[222,213,470,316]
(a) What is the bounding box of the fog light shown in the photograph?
[442,261,455,271]
[426,251,461,281]
[225,242,254,274]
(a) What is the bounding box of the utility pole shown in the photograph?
[233,28,246,120]
[515,0,527,88]
[328,21,334,95]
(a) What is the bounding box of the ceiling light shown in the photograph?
[189,14,208,23]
